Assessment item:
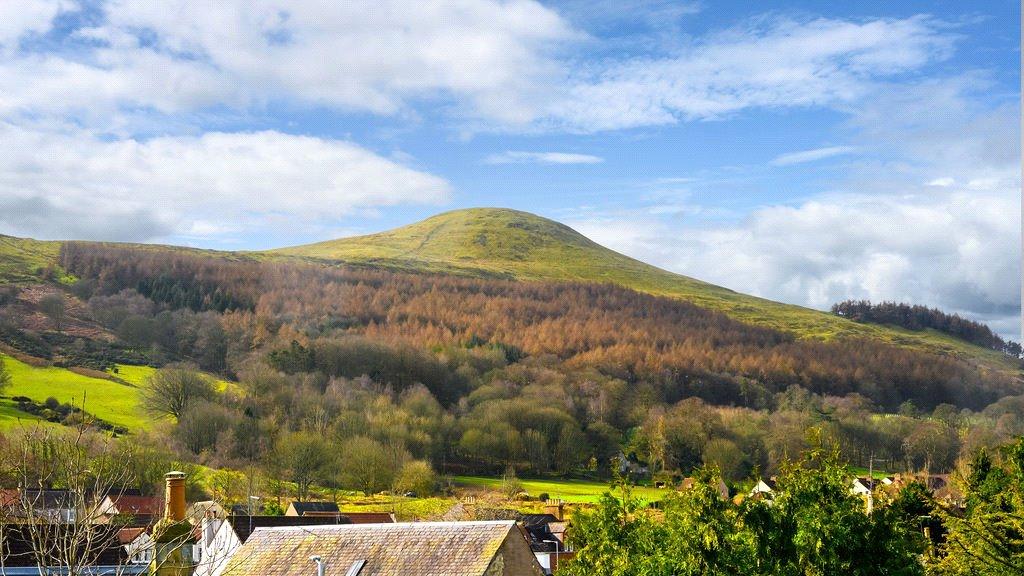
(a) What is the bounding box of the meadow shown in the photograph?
[0,355,152,430]
[453,475,666,504]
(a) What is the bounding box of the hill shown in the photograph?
[271,208,1019,371]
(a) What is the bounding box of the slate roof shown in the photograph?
[287,501,340,515]
[221,521,519,576]
[226,514,349,544]
[335,512,395,524]
[0,524,129,567]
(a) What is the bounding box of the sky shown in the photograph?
[0,0,1019,339]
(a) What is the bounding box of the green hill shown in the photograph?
[271,208,1017,370]
[0,209,1017,373]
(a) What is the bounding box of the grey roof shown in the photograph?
[221,521,522,576]
[287,501,340,515]
[227,514,349,543]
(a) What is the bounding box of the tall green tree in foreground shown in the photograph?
[934,439,1024,575]
[561,448,926,576]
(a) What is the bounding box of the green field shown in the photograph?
[453,475,668,504]
[1,355,148,430]
[0,398,52,430]
[109,363,156,386]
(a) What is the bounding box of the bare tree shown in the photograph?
[38,293,67,331]
[140,365,216,420]
[0,425,204,576]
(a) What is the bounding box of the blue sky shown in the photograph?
[0,1,1019,338]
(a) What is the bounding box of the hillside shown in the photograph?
[272,208,1019,371]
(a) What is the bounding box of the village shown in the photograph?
[0,466,966,576]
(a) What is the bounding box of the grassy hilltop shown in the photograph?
[271,208,1017,370]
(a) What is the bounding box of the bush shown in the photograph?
[500,466,523,500]
[394,460,437,496]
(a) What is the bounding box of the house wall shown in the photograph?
[486,533,545,576]
[194,518,243,576]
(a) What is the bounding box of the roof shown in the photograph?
[287,501,340,515]
[0,524,129,567]
[106,494,164,516]
[518,516,559,552]
[222,521,522,576]
[518,514,558,528]
[226,514,349,543]
[338,512,396,524]
[117,527,147,545]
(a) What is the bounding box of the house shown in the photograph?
[748,478,776,500]
[220,521,545,576]
[118,526,155,565]
[331,511,395,524]
[0,488,80,523]
[284,501,340,517]
[97,493,164,518]
[517,514,573,575]
[680,477,730,500]
[851,478,874,497]
[0,524,148,575]
[194,514,349,576]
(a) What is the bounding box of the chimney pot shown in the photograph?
[164,471,186,522]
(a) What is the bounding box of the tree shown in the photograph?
[935,439,1024,575]
[559,480,669,576]
[561,447,927,576]
[0,426,192,575]
[38,293,66,331]
[393,460,436,496]
[337,436,406,496]
[140,365,216,420]
[275,432,333,501]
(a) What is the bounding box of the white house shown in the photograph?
[748,479,776,499]
[194,514,347,576]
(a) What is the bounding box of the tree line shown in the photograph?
[832,299,1022,357]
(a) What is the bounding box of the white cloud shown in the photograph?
[0,0,69,50]
[574,188,1019,339]
[0,0,577,126]
[770,145,858,166]
[927,177,955,187]
[570,83,1021,339]
[0,125,450,243]
[0,5,956,133]
[547,15,955,131]
[484,151,604,165]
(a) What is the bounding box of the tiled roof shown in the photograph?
[107,495,164,515]
[117,527,147,545]
[222,521,518,576]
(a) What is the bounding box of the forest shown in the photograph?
[0,242,996,486]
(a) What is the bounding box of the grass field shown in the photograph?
[453,475,668,504]
[0,398,53,430]
[1,355,148,430]
[109,363,156,386]
[0,234,67,284]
